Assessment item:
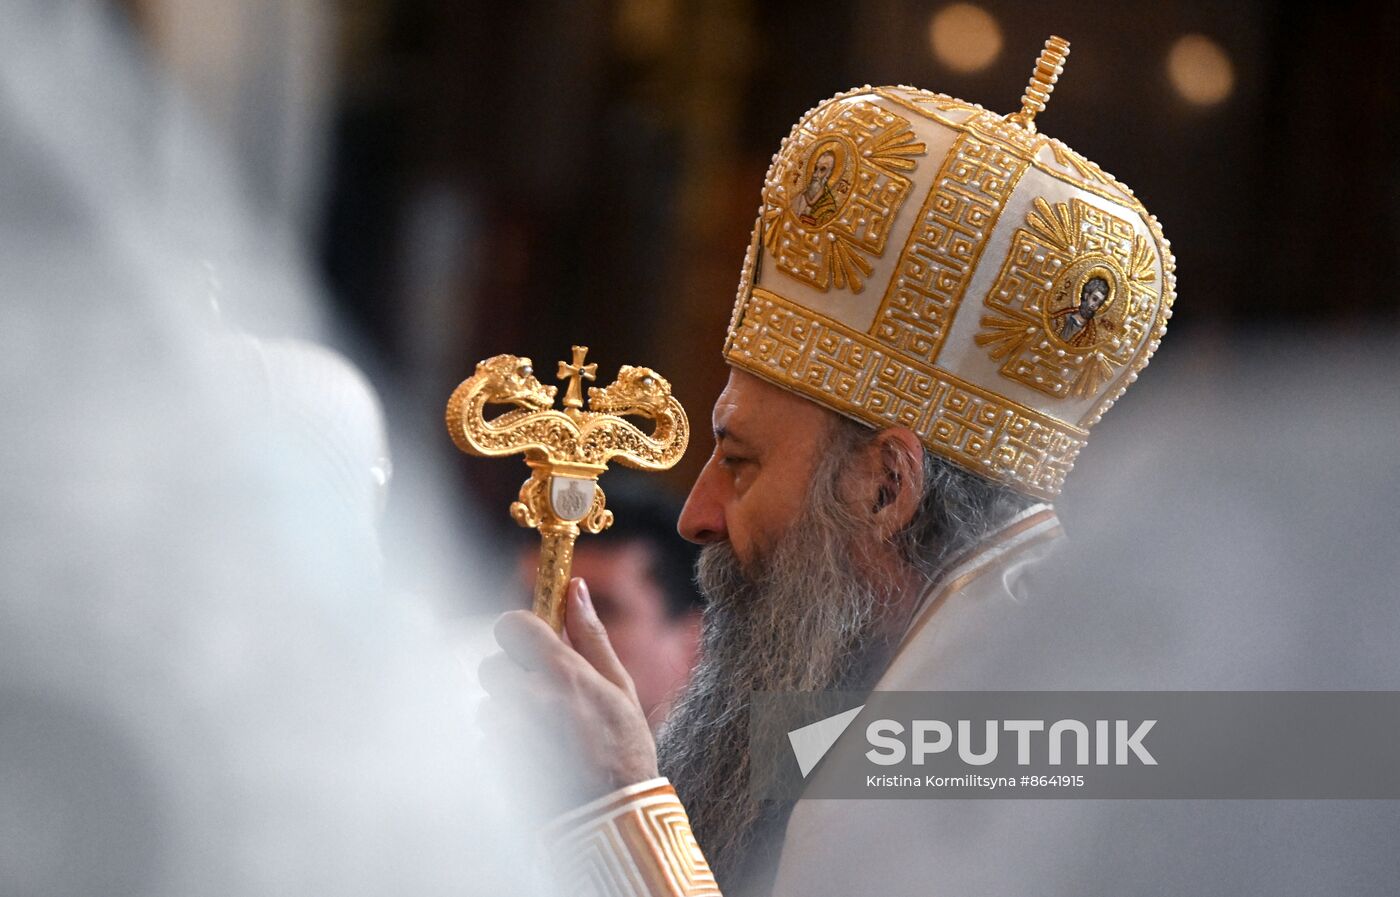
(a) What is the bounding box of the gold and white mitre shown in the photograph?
[725,37,1175,499]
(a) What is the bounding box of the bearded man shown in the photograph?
[480,37,1175,897]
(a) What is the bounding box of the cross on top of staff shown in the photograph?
[558,345,597,411]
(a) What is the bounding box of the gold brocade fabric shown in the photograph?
[544,778,720,897]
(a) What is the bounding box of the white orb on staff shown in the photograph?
[446,346,690,631]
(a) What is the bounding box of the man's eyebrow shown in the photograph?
[713,425,752,449]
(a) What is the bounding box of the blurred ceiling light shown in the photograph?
[1167,34,1234,106]
[615,0,675,59]
[928,3,1003,74]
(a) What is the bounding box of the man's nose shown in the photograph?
[678,458,726,545]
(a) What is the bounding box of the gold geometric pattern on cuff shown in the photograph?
[544,779,720,897]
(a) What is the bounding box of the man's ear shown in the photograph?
[868,427,924,539]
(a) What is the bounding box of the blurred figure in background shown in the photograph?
[516,479,703,729]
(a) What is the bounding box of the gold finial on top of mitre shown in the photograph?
[1006,35,1071,132]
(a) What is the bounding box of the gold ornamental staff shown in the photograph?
[445,346,690,631]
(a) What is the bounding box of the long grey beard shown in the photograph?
[655,493,893,893]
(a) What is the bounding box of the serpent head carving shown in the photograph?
[587,365,671,417]
[475,354,556,411]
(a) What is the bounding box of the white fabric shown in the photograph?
[767,506,1400,897]
[770,513,1069,897]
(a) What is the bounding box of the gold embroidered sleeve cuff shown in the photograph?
[542,778,720,897]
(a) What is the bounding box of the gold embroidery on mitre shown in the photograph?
[872,86,982,129]
[976,197,1159,400]
[726,286,1088,500]
[870,131,1029,364]
[762,97,926,294]
[1047,140,1119,195]
[966,109,1042,157]
[878,84,1142,213]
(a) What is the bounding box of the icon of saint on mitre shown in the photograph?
[790,140,853,227]
[1048,273,1116,349]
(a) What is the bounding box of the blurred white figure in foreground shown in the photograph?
[0,4,548,895]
